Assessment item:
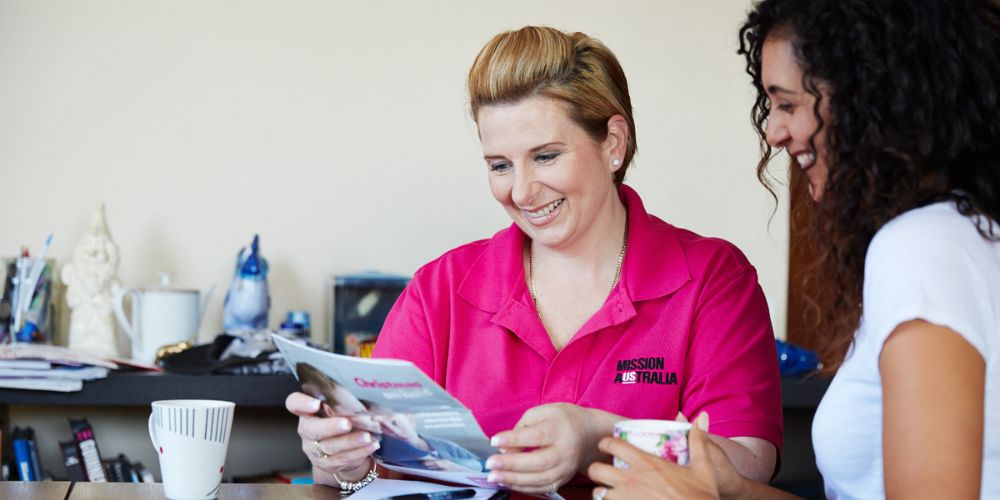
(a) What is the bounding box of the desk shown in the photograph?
[0,481,341,499]
[1,373,830,492]
[0,481,597,499]
[0,480,71,498]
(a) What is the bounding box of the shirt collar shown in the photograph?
[618,184,692,302]
[457,224,528,313]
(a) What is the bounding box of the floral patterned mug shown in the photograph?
[613,419,692,467]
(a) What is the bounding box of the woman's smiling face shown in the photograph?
[761,35,832,202]
[476,95,623,250]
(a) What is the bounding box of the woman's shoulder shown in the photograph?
[880,200,974,231]
[623,186,754,271]
[409,225,518,285]
[869,201,996,262]
[627,213,761,304]
[646,214,756,274]
[863,201,999,310]
[861,202,1000,355]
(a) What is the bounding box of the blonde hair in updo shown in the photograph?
[467,26,637,184]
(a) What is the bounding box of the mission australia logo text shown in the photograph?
[613,357,677,385]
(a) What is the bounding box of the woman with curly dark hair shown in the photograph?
[588,0,1000,498]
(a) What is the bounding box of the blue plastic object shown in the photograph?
[776,339,822,376]
[222,234,270,332]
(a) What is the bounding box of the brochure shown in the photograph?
[272,335,498,488]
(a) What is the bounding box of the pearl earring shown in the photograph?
[612,158,621,167]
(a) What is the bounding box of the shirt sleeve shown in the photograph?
[679,266,783,452]
[862,215,995,358]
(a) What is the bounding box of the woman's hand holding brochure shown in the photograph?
[274,335,497,490]
[285,392,379,485]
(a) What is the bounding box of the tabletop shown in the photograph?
[0,480,71,498]
[0,481,596,500]
[0,481,341,499]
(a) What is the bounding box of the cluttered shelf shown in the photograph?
[0,371,830,409]
[0,372,300,407]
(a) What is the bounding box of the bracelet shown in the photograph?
[333,459,378,495]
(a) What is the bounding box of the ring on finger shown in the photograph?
[593,486,608,500]
[313,439,330,459]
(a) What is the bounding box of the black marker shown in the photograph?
[382,488,478,500]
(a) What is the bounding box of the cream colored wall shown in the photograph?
[1,0,790,481]
[0,0,789,347]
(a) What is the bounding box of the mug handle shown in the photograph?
[148,412,160,451]
[113,288,140,351]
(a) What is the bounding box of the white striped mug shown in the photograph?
[149,400,235,499]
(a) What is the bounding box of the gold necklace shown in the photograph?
[528,213,629,318]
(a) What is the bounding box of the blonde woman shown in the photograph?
[287,26,783,494]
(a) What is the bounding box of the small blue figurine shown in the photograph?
[223,234,270,332]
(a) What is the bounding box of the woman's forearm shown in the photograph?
[726,479,803,500]
[577,407,629,470]
[712,435,776,483]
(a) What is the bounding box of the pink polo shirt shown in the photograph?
[373,185,782,451]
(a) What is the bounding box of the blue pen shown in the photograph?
[382,488,477,500]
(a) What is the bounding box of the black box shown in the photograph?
[330,272,409,357]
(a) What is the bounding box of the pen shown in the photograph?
[382,488,477,500]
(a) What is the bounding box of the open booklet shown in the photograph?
[272,334,499,488]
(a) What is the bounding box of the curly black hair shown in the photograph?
[739,0,1000,370]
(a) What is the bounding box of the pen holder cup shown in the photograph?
[1,257,56,344]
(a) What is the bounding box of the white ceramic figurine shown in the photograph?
[61,203,122,357]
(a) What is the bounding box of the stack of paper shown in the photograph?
[0,344,116,392]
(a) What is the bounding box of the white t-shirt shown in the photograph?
[812,201,1000,499]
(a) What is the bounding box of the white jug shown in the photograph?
[114,273,213,364]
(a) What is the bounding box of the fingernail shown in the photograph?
[309,398,322,412]
[336,419,351,432]
[695,412,709,431]
[485,457,498,469]
[487,472,502,483]
[369,440,380,451]
[490,436,505,447]
[359,433,372,444]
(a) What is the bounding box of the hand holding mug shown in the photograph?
[588,413,738,500]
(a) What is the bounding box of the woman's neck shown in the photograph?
[528,189,628,279]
